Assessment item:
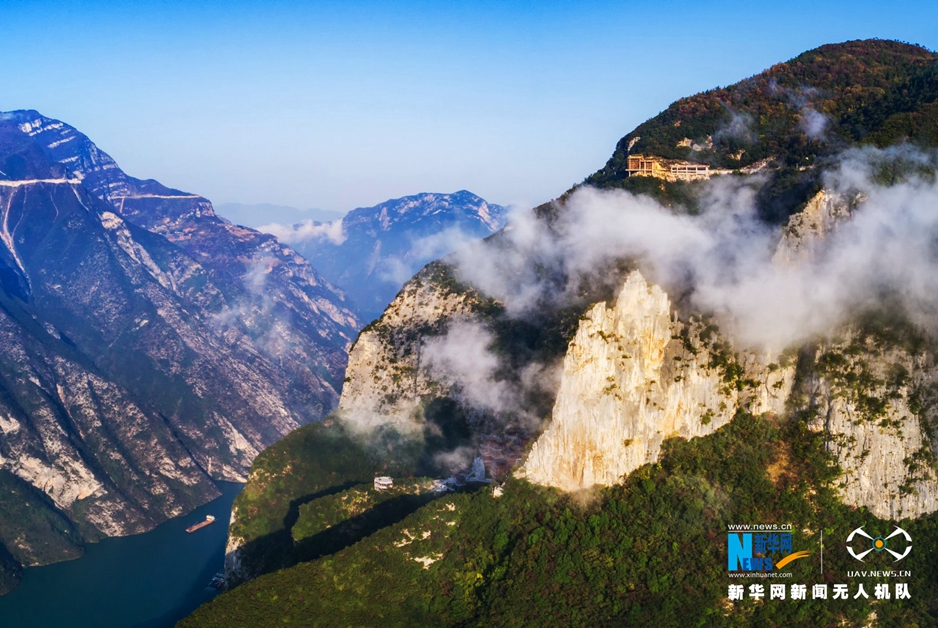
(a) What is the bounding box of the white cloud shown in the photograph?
[449,146,938,352]
[422,319,518,415]
[800,108,830,140]
[259,219,346,245]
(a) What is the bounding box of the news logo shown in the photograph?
[727,525,810,572]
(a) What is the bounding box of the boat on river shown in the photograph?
[186,515,215,533]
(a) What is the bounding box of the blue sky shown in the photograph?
[1,0,936,212]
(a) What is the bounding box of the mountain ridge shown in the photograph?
[0,110,361,594]
[265,190,507,321]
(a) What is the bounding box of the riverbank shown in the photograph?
[0,482,243,628]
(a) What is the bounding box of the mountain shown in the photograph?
[262,191,508,322]
[586,38,938,222]
[214,203,345,230]
[0,110,360,594]
[184,40,938,627]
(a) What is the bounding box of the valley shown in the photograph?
[2,25,938,628]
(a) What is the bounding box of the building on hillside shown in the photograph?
[668,162,711,180]
[626,154,711,182]
[626,154,669,178]
[374,476,393,491]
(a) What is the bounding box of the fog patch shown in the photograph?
[448,146,938,352]
[260,219,347,246]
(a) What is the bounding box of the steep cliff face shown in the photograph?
[219,272,471,586]
[338,267,484,434]
[522,193,938,510]
[522,271,793,492]
[772,190,856,264]
[0,110,362,592]
[222,259,581,586]
[799,337,938,520]
[774,190,938,519]
[0,303,216,539]
[12,111,359,418]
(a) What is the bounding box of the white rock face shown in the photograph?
[775,191,938,518]
[338,274,478,433]
[773,190,856,264]
[805,344,938,520]
[335,190,938,524]
[523,271,791,492]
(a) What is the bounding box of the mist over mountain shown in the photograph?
[260,191,508,321]
[0,110,360,594]
[184,40,938,628]
[214,203,345,231]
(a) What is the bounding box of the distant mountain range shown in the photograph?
[215,203,345,230]
[262,191,508,321]
[0,110,360,594]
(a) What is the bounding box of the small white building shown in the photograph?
[374,476,393,491]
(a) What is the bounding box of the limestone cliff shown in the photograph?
[776,190,938,518]
[800,337,938,519]
[772,190,856,264]
[337,266,484,434]
[522,271,792,492]
[523,195,938,516]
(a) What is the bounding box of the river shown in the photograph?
[0,481,242,628]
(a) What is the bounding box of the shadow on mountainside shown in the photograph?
[232,484,447,589]
[233,481,361,583]
[292,491,443,564]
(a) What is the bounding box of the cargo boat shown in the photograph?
[186,514,215,533]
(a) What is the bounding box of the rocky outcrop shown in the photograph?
[337,267,482,434]
[224,506,246,586]
[522,271,792,492]
[802,339,938,520]
[775,190,938,518]
[773,189,856,264]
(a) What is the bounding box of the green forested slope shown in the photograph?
[181,412,938,628]
[586,39,938,221]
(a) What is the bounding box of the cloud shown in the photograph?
[420,318,560,433]
[377,226,487,286]
[713,111,756,144]
[422,319,519,415]
[800,108,830,140]
[767,80,831,141]
[337,317,557,471]
[243,255,273,294]
[259,219,346,245]
[432,446,477,474]
[338,146,938,474]
[447,146,938,352]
